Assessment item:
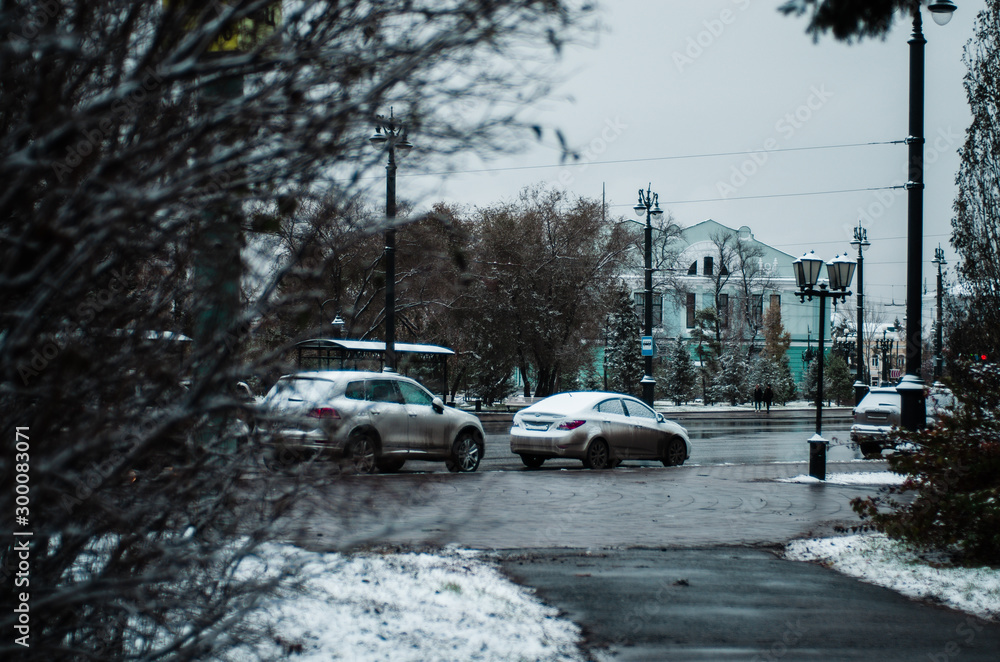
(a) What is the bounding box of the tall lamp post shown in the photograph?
[793,251,856,480]
[932,245,947,381]
[900,0,957,429]
[633,184,664,406]
[850,220,871,404]
[369,109,412,373]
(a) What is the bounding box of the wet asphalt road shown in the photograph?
[402,412,857,473]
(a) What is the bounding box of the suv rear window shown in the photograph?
[266,377,339,405]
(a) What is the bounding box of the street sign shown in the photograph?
[641,336,655,357]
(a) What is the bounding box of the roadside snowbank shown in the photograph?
[241,545,584,661]
[776,471,906,485]
[786,534,1000,622]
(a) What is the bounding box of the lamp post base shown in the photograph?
[809,434,827,481]
[641,375,655,408]
[897,374,926,431]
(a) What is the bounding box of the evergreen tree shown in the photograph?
[825,354,855,406]
[711,341,749,405]
[950,0,1000,375]
[662,338,696,405]
[800,352,853,405]
[605,289,643,396]
[751,355,796,406]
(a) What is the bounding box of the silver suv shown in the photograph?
[850,385,955,458]
[257,371,485,473]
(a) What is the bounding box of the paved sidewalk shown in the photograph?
[500,547,1000,661]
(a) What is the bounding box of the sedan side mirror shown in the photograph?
[656,413,665,423]
[432,397,445,414]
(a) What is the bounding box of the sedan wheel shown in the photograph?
[347,433,378,474]
[584,439,611,470]
[661,436,687,467]
[520,454,546,469]
[446,433,482,472]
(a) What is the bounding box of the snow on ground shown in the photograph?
[776,471,907,485]
[239,545,584,662]
[786,534,1000,622]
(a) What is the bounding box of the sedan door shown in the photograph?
[365,379,410,452]
[622,398,665,459]
[593,398,634,460]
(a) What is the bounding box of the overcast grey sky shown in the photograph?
[394,0,983,313]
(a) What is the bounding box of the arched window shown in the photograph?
[688,261,697,275]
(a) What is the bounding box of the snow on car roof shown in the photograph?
[523,391,625,413]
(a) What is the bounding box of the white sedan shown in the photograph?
[509,392,691,470]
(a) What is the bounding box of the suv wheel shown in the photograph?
[445,432,482,472]
[347,433,378,474]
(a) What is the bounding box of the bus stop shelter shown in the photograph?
[294,338,454,398]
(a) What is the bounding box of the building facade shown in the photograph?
[634,219,844,382]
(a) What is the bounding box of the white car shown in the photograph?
[509,392,691,470]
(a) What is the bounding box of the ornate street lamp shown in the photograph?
[876,328,897,385]
[793,251,856,480]
[900,0,956,429]
[801,326,815,369]
[320,298,346,338]
[369,109,412,373]
[633,184,664,406]
[931,245,947,381]
[849,220,871,404]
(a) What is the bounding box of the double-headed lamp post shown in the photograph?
[633,184,664,407]
[850,221,871,404]
[793,251,856,480]
[900,0,957,429]
[369,109,412,373]
[932,245,947,381]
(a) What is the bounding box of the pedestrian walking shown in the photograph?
[764,384,774,413]
[753,384,763,411]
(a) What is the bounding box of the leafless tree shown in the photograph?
[0,1,591,659]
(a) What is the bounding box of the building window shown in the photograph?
[634,292,662,327]
[769,294,780,315]
[704,256,714,276]
[752,294,763,327]
[687,261,697,275]
[686,293,696,329]
[718,293,729,329]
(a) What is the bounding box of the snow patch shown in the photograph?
[238,544,584,661]
[776,471,906,485]
[786,534,1000,622]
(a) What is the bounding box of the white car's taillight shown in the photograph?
[556,419,586,431]
[308,407,340,419]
